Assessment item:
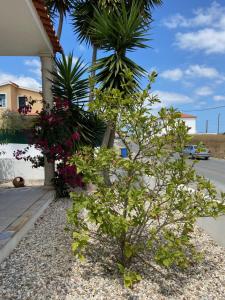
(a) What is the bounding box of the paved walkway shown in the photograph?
[0,187,47,231]
[0,186,55,263]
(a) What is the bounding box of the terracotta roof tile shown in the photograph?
[32,0,62,53]
[180,113,196,119]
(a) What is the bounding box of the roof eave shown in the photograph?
[32,0,62,54]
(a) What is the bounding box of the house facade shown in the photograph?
[180,113,197,134]
[0,82,43,116]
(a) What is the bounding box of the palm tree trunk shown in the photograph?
[101,124,111,147]
[101,124,113,186]
[57,11,64,40]
[89,45,98,102]
[108,128,116,148]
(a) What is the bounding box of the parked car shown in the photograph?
[182,145,211,160]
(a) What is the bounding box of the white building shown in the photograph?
[180,113,197,134]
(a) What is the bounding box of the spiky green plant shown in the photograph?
[51,53,105,146]
[52,53,89,105]
[90,1,149,92]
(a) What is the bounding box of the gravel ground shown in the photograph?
[0,199,225,300]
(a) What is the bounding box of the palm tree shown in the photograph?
[51,53,105,147]
[131,0,162,18]
[45,0,74,40]
[52,53,89,105]
[71,0,162,101]
[71,0,104,102]
[90,1,148,92]
[89,1,149,150]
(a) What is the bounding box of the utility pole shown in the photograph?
[205,120,208,134]
[217,113,220,135]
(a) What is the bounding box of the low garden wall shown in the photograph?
[0,143,44,184]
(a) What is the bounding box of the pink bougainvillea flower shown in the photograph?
[71,132,80,141]
[66,139,73,149]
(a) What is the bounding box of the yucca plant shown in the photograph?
[52,53,89,106]
[88,0,149,152]
[51,53,105,146]
[71,0,103,102]
[90,1,149,92]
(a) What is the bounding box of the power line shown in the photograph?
[183,104,225,112]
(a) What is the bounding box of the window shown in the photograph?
[18,96,27,108]
[0,94,6,107]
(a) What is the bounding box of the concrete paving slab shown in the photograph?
[0,186,55,263]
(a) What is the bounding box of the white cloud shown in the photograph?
[161,64,222,82]
[24,58,41,78]
[185,65,220,78]
[163,2,224,30]
[160,68,183,81]
[163,14,190,29]
[163,2,225,54]
[153,90,193,108]
[195,86,213,96]
[0,71,41,90]
[176,29,225,54]
[213,95,225,101]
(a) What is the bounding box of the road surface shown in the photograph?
[193,157,225,192]
[190,157,225,248]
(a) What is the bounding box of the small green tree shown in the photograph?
[67,73,225,288]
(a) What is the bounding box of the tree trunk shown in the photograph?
[101,124,111,147]
[89,45,98,102]
[57,11,64,41]
[101,124,112,185]
[101,124,115,186]
[108,128,116,148]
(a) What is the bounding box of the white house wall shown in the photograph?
[0,144,44,183]
[181,118,196,134]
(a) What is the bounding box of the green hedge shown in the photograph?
[0,130,31,144]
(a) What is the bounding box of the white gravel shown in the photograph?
[0,199,225,300]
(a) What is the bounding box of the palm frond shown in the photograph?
[71,0,96,45]
[52,53,89,105]
[90,0,150,52]
[89,0,148,92]
[45,0,74,16]
[92,55,146,92]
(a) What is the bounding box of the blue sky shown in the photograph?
[1,1,225,133]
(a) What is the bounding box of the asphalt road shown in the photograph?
[193,157,225,248]
[193,157,225,192]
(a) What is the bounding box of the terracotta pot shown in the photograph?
[13,177,25,188]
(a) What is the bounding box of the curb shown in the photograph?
[0,188,55,264]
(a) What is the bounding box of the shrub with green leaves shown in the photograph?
[67,73,225,288]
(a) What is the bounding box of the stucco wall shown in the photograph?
[0,84,43,115]
[181,118,196,134]
[0,143,44,182]
[18,88,42,114]
[0,85,12,111]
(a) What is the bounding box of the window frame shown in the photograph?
[0,93,7,108]
[17,95,27,109]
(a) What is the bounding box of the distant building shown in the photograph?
[180,113,197,134]
[0,81,42,116]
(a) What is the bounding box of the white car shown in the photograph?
[182,145,211,160]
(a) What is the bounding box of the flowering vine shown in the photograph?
[14,97,84,196]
